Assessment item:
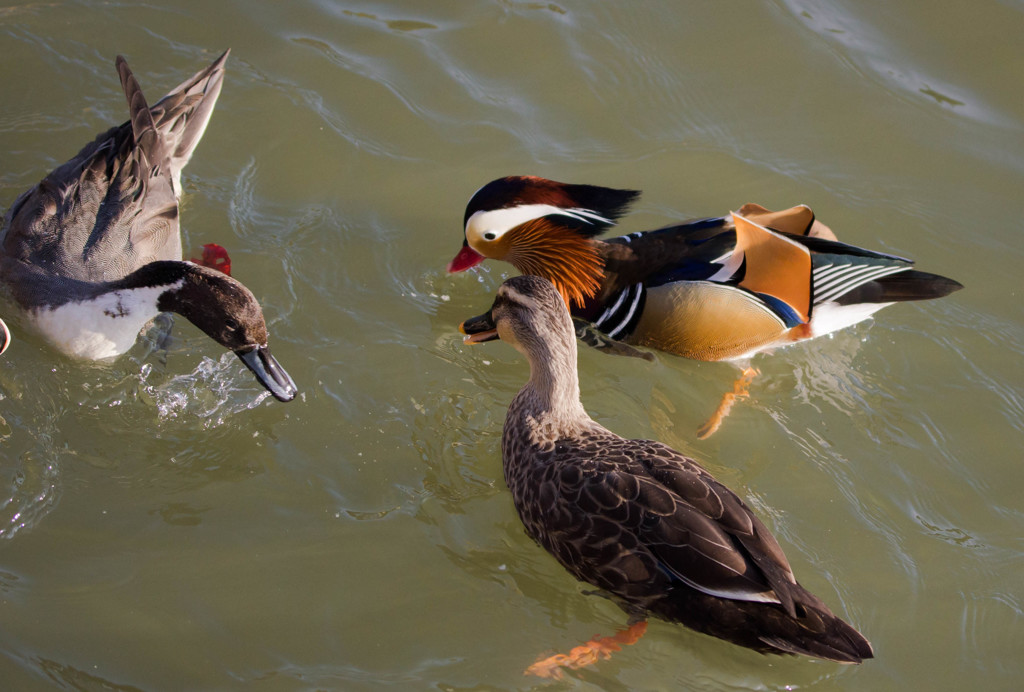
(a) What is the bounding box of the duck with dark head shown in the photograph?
[0,51,297,401]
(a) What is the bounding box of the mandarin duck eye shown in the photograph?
[483,231,497,241]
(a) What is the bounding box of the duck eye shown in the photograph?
[224,318,239,331]
[483,231,497,241]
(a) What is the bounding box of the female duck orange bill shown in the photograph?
[0,52,297,402]
[447,176,962,436]
[460,276,873,678]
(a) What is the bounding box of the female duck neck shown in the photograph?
[522,332,589,424]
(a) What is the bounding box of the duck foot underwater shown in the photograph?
[697,366,760,439]
[526,621,648,679]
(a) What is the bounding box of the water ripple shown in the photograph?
[0,359,67,541]
[778,0,1020,130]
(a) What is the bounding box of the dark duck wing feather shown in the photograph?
[504,424,872,663]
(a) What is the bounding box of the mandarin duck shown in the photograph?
[448,176,961,435]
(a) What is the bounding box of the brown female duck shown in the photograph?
[449,176,962,435]
[461,275,872,677]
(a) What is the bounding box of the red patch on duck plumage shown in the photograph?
[191,243,232,276]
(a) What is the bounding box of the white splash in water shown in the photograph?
[143,352,271,428]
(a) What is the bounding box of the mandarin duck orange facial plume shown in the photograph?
[448,175,639,308]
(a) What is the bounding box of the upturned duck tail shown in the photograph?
[151,50,230,174]
[115,54,159,160]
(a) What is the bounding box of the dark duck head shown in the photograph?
[150,262,298,402]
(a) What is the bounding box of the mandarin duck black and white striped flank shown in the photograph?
[449,176,962,362]
[460,275,873,670]
[0,51,296,401]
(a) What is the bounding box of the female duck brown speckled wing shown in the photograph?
[505,426,871,663]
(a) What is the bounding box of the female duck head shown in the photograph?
[460,275,578,363]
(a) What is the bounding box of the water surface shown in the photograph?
[0,1,1021,689]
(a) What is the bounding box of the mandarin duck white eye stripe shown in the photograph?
[465,203,616,241]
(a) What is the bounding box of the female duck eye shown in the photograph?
[483,231,497,241]
[224,318,239,330]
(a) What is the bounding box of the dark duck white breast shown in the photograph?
[0,51,297,402]
[460,275,873,669]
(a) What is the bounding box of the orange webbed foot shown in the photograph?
[696,366,759,439]
[525,621,648,679]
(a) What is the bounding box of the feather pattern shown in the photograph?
[504,218,605,308]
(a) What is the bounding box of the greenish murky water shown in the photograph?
[1,1,1021,689]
